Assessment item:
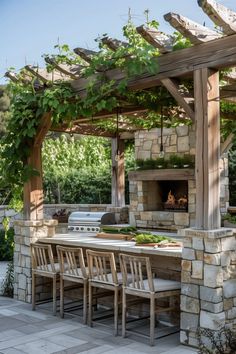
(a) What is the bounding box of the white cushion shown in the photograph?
[91,271,131,284]
[129,278,180,292]
[36,262,60,273]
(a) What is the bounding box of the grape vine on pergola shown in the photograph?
[5,0,236,230]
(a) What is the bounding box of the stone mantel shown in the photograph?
[128,169,195,181]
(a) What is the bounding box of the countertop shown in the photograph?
[39,232,182,258]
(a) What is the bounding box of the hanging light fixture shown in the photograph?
[159,104,165,158]
[115,107,120,162]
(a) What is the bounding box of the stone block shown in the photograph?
[224,298,233,310]
[200,311,225,330]
[181,295,199,314]
[181,271,191,283]
[227,307,236,320]
[18,274,27,290]
[223,279,236,298]
[140,212,152,221]
[192,261,203,279]
[174,213,189,226]
[200,286,223,303]
[143,141,153,150]
[177,136,189,152]
[170,135,177,145]
[182,248,195,260]
[201,301,223,313]
[176,125,189,137]
[221,251,231,267]
[204,239,221,253]
[192,237,204,251]
[183,237,192,248]
[204,265,223,288]
[221,236,236,251]
[204,253,221,265]
[20,245,30,256]
[181,284,199,298]
[181,312,199,330]
[180,330,188,344]
[196,251,203,261]
[182,260,191,272]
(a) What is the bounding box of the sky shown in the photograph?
[0,0,236,84]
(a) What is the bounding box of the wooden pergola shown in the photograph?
[6,0,236,230]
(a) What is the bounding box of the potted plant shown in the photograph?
[52,209,69,223]
[182,154,195,168]
[168,154,183,168]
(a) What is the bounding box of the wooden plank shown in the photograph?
[164,12,221,44]
[23,145,44,220]
[111,138,125,207]
[128,169,195,181]
[220,133,234,155]
[71,33,236,94]
[194,68,220,230]
[136,25,174,53]
[34,113,52,147]
[161,78,195,120]
[199,0,236,35]
[44,57,83,79]
[73,47,97,63]
[101,37,128,51]
[23,114,52,220]
[25,65,69,83]
[52,123,115,138]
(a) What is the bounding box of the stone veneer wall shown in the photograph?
[129,125,229,230]
[180,228,236,347]
[13,220,57,303]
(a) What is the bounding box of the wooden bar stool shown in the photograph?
[119,253,181,346]
[31,243,59,315]
[86,249,122,336]
[56,245,88,324]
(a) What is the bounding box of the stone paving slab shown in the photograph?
[0,297,198,354]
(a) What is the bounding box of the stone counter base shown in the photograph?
[180,227,236,348]
[13,220,58,303]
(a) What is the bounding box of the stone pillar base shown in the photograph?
[180,227,236,348]
[13,219,58,303]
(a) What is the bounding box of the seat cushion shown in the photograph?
[128,278,180,292]
[91,272,131,284]
[36,262,60,273]
[152,278,181,292]
[64,266,88,278]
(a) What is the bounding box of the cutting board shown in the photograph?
[96,232,134,241]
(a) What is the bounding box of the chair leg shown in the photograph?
[88,283,93,327]
[32,272,36,311]
[150,295,155,346]
[83,281,87,325]
[60,277,64,318]
[52,276,57,316]
[114,287,119,336]
[122,288,126,338]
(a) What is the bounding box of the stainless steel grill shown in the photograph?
[68,211,116,233]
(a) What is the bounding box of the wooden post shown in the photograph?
[23,113,52,220]
[194,68,221,229]
[111,138,125,207]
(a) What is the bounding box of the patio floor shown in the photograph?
[0,297,198,354]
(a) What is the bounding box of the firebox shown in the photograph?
[142,180,188,212]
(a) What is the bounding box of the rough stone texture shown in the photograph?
[200,311,225,330]
[181,228,236,349]
[129,125,228,230]
[13,219,57,303]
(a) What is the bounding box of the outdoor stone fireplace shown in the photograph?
[129,125,229,230]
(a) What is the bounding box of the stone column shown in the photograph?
[13,219,58,303]
[180,228,236,347]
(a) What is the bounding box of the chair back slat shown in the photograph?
[119,253,154,292]
[56,246,87,278]
[31,244,55,273]
[86,249,118,284]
